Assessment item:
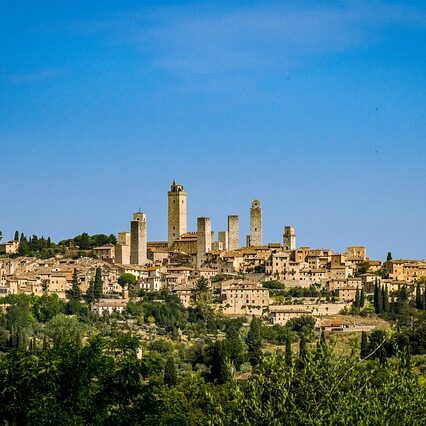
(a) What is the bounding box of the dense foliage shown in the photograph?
[0,332,425,425]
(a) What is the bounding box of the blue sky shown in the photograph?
[1,0,426,259]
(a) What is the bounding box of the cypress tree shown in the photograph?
[383,285,390,313]
[317,331,327,354]
[285,337,292,366]
[391,295,396,314]
[14,231,19,241]
[354,287,360,308]
[69,268,82,301]
[210,340,232,384]
[299,335,307,361]
[415,283,421,309]
[360,288,365,308]
[86,279,95,303]
[422,284,426,310]
[386,252,392,261]
[247,317,263,367]
[377,285,383,314]
[360,331,368,359]
[93,268,103,300]
[373,281,379,313]
[164,356,178,386]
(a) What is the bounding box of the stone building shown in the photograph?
[346,246,367,262]
[249,200,262,246]
[283,226,296,251]
[168,180,187,247]
[93,244,115,262]
[0,241,19,255]
[197,217,212,268]
[227,215,239,250]
[130,212,147,265]
[170,232,198,255]
[221,279,269,316]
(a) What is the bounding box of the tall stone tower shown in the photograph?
[115,231,130,265]
[130,212,147,265]
[168,180,187,247]
[218,231,228,251]
[283,226,296,251]
[227,215,239,250]
[249,199,262,246]
[197,217,212,268]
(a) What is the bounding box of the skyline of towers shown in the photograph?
[122,183,293,266]
[283,226,296,251]
[130,212,147,265]
[168,180,187,247]
[249,199,262,246]
[197,217,212,268]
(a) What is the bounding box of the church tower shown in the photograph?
[168,180,187,246]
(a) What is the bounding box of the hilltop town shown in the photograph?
[1,180,425,330]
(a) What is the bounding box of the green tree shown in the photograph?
[354,286,360,308]
[18,235,30,256]
[383,285,390,312]
[374,282,383,314]
[93,268,103,300]
[32,294,66,322]
[386,252,392,261]
[164,356,178,386]
[285,337,292,366]
[247,317,263,366]
[208,340,232,384]
[44,314,90,345]
[14,231,19,241]
[415,282,422,309]
[86,279,95,303]
[299,334,307,363]
[118,273,137,288]
[317,330,327,352]
[225,320,247,370]
[360,288,365,308]
[360,331,368,359]
[68,268,82,301]
[286,315,316,336]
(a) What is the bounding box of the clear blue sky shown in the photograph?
[1,0,426,260]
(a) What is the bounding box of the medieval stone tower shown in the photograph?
[283,226,296,251]
[130,212,147,265]
[249,199,262,246]
[197,217,212,268]
[115,231,130,265]
[227,215,239,250]
[218,231,228,251]
[168,180,187,247]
